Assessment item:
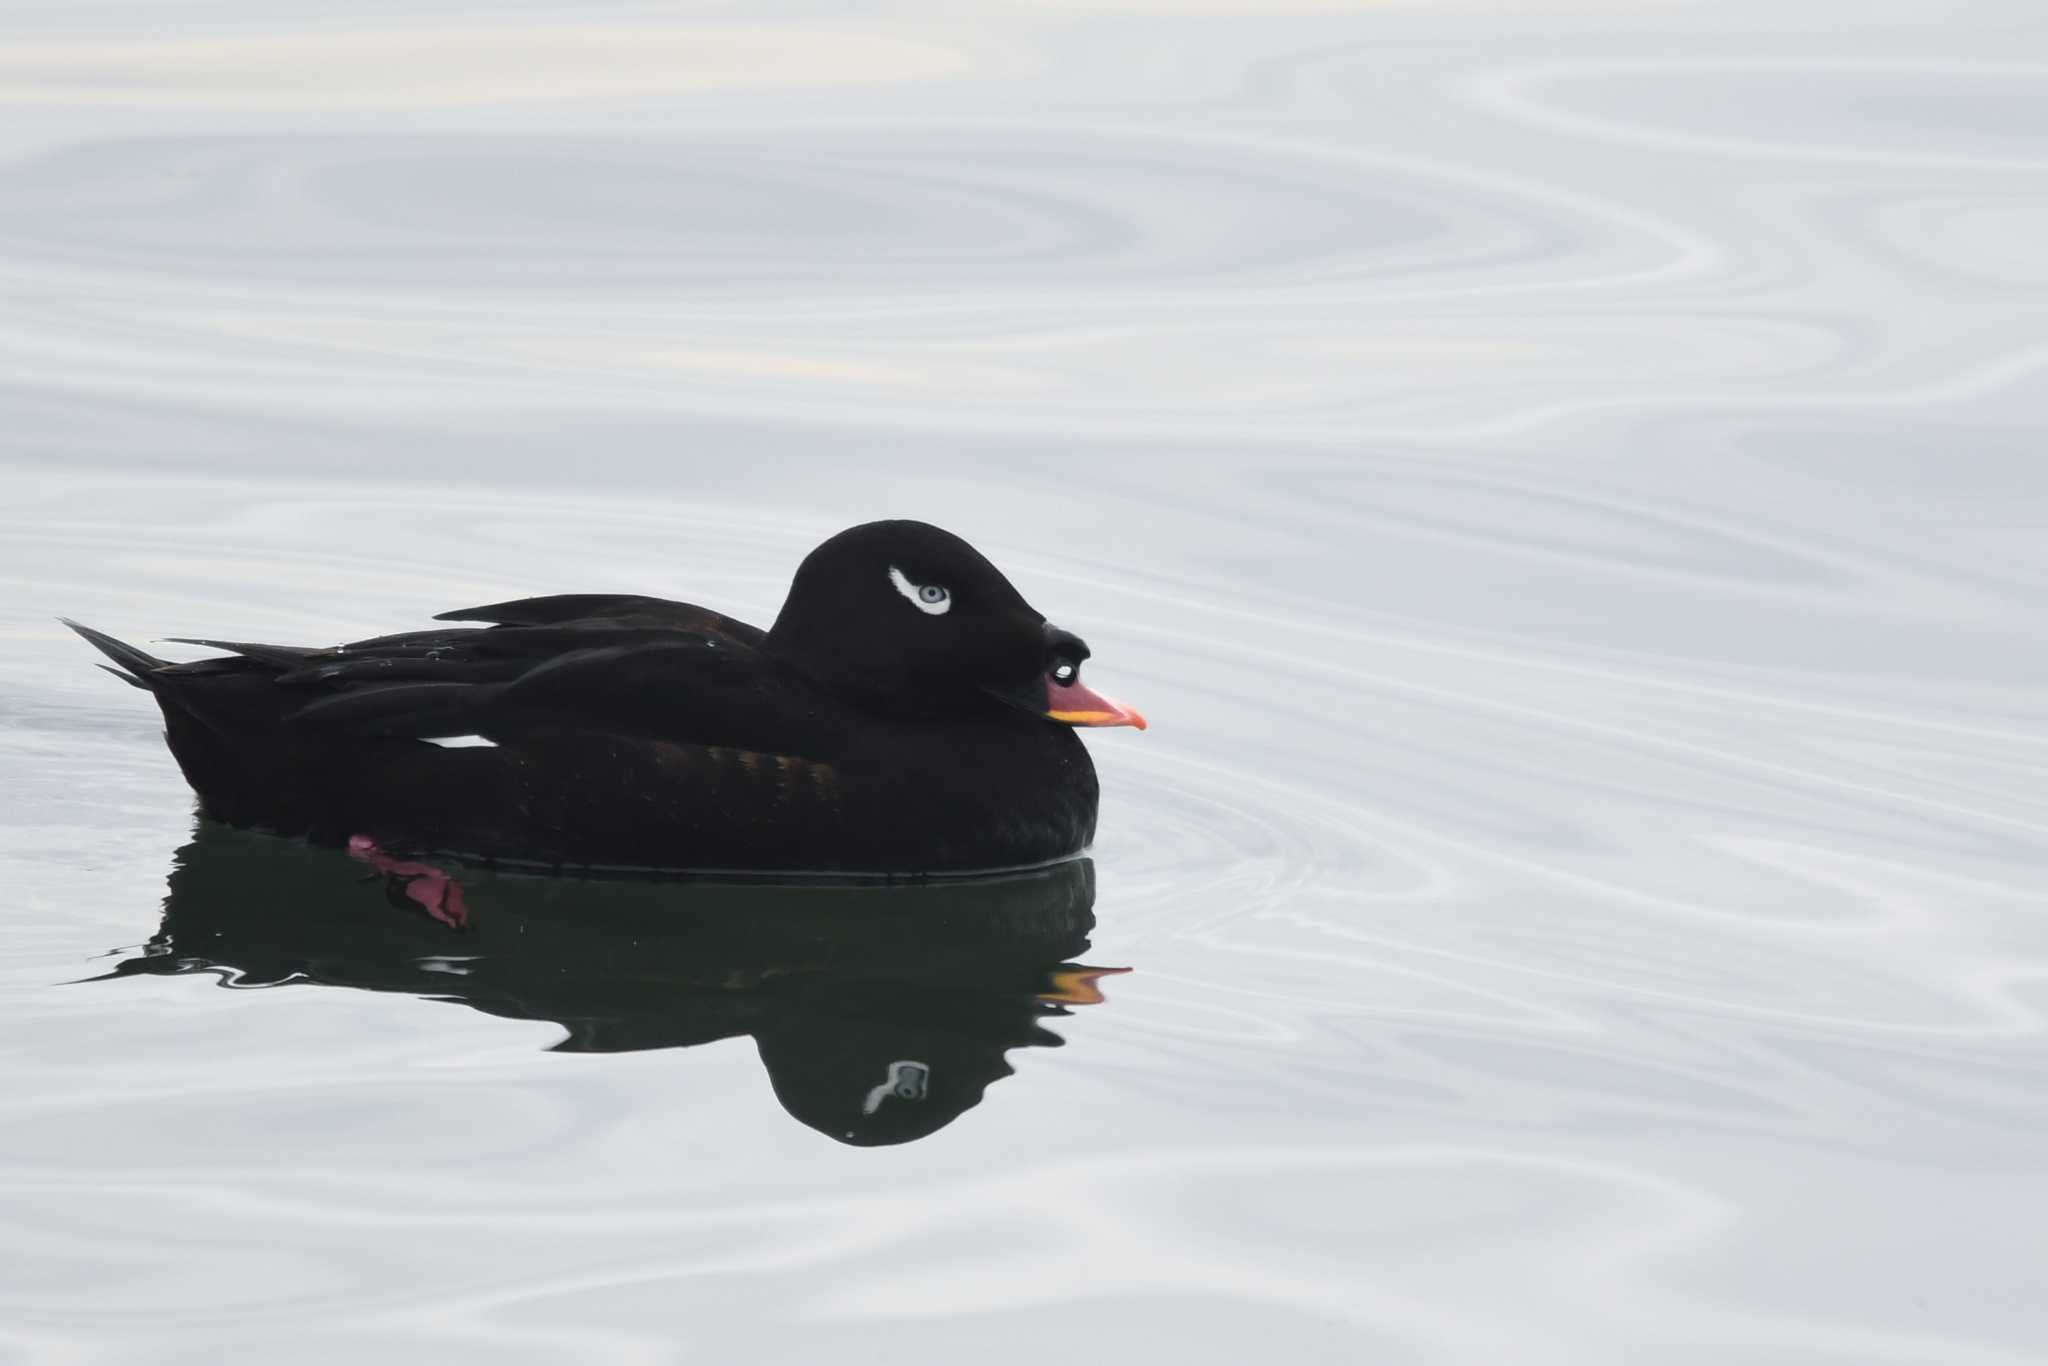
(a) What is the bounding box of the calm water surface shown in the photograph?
[4,2,2048,1362]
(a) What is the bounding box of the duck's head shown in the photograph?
[764,520,1146,730]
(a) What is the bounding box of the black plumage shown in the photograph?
[67,520,1145,874]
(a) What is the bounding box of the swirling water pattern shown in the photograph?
[3,2,2047,1361]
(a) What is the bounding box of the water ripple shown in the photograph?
[6,4,2048,1362]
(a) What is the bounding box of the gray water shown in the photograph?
[5,2,2048,1361]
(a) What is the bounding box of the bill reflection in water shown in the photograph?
[101,824,1127,1147]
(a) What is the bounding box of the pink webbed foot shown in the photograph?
[347,835,471,930]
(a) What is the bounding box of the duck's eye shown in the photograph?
[888,565,952,616]
[1052,660,1077,685]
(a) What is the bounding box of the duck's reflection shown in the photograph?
[105,821,1125,1146]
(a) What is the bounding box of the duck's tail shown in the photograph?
[61,618,170,691]
[63,617,337,834]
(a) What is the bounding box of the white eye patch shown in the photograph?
[888,565,951,615]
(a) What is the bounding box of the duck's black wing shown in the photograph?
[288,638,837,758]
[186,591,829,753]
[431,593,767,645]
[171,594,771,691]
[68,599,869,867]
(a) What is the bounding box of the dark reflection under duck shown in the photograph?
[101,822,1126,1147]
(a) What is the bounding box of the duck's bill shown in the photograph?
[1045,675,1147,730]
[987,667,1148,731]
